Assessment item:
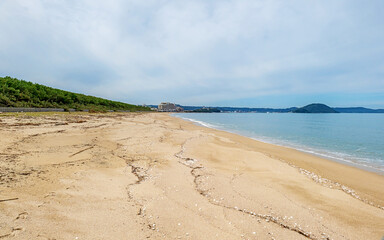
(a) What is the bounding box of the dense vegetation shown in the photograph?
[191,107,221,113]
[0,76,150,112]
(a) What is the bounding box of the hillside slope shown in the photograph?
[293,103,338,113]
[0,76,150,111]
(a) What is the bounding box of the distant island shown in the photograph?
[0,76,150,112]
[293,103,339,113]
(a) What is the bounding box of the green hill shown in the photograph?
[192,107,221,113]
[293,103,338,113]
[0,76,150,112]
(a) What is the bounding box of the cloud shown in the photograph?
[0,0,383,107]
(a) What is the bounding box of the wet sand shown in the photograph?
[0,112,383,239]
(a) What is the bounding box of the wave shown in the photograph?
[176,116,219,129]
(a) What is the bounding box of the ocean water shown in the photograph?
[174,113,384,174]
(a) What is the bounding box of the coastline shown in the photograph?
[175,113,384,175]
[171,114,384,206]
[170,114,384,205]
[0,112,383,239]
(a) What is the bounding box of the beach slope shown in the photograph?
[0,113,383,239]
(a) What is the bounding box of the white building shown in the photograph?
[158,102,183,112]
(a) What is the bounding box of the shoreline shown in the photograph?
[1,112,383,239]
[170,114,384,207]
[174,114,384,175]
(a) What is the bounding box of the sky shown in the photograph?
[1,0,384,108]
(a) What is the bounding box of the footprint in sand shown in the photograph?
[0,227,25,238]
[15,212,29,220]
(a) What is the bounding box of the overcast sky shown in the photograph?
[1,0,384,108]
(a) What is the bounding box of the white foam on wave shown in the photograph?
[246,135,384,174]
[290,146,384,173]
[176,116,218,129]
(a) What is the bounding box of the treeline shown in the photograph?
[0,76,150,112]
[191,107,221,113]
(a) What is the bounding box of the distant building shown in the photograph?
[158,102,183,112]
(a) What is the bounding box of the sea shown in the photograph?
[173,113,384,174]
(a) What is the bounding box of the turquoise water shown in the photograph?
[174,113,384,173]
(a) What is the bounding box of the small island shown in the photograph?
[293,103,339,113]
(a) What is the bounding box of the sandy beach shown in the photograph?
[0,112,383,240]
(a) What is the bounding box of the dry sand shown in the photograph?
[0,112,383,240]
